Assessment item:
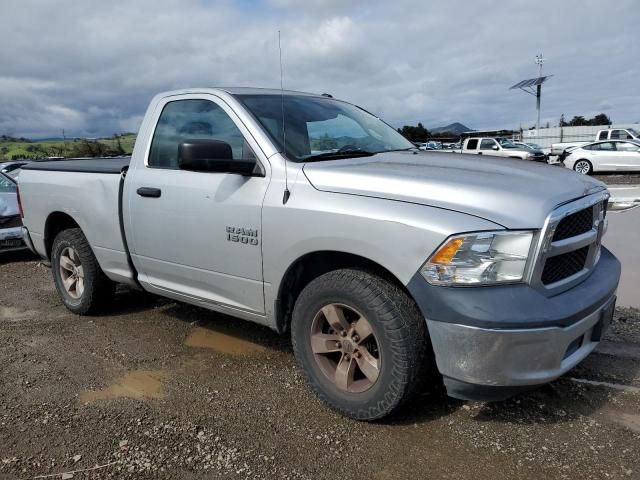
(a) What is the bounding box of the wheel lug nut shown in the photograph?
[335,341,341,348]
[353,335,360,342]
[340,331,347,337]
[344,354,350,361]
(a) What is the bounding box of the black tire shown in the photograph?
[51,228,115,315]
[291,269,428,421]
[573,159,593,175]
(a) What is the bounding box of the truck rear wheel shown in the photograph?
[51,228,115,315]
[291,269,428,420]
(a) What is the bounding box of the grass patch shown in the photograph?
[0,134,136,161]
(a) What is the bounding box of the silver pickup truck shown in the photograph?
[18,88,620,420]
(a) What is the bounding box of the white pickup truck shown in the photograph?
[551,128,640,157]
[17,88,620,420]
[460,137,547,162]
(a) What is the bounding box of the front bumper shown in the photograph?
[429,295,615,400]
[407,247,621,401]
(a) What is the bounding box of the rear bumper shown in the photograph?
[407,248,621,401]
[0,226,25,251]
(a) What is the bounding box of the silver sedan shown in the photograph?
[563,140,640,175]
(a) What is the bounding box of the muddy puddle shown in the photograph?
[0,306,38,321]
[601,409,640,434]
[184,327,264,355]
[80,370,168,403]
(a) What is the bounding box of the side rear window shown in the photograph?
[465,139,478,150]
[148,99,252,169]
[597,131,608,140]
[593,142,615,151]
[610,130,628,140]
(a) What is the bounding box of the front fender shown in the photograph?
[261,182,502,325]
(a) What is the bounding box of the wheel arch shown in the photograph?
[44,211,82,260]
[274,250,412,334]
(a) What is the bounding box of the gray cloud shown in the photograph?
[1,0,638,137]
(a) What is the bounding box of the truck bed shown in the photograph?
[19,157,135,286]
[21,157,131,174]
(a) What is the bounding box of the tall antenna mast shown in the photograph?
[279,30,291,204]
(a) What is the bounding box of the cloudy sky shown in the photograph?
[1,0,639,138]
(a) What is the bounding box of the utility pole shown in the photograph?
[535,54,544,133]
[509,55,551,139]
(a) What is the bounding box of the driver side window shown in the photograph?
[480,139,497,150]
[148,99,253,169]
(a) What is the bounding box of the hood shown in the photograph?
[302,151,605,229]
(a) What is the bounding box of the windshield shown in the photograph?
[497,139,519,149]
[629,128,640,138]
[236,94,414,161]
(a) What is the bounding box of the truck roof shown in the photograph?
[159,87,326,98]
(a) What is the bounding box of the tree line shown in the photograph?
[559,113,611,127]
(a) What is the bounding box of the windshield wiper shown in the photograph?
[302,149,375,162]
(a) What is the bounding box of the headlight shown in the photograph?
[421,231,534,286]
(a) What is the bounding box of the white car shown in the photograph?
[563,140,640,175]
[0,172,25,252]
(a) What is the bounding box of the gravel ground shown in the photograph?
[1,252,640,480]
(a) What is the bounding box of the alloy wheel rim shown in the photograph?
[310,303,381,393]
[58,247,85,299]
[575,161,590,174]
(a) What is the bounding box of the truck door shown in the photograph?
[479,138,499,156]
[125,96,269,314]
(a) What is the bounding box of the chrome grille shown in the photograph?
[552,207,594,241]
[541,246,589,285]
[529,192,608,295]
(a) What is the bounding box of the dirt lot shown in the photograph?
[1,252,640,480]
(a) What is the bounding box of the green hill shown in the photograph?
[0,134,136,161]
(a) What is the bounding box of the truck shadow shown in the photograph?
[0,249,38,265]
[102,288,639,428]
[157,296,291,354]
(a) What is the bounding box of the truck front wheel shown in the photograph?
[51,228,115,315]
[291,269,428,420]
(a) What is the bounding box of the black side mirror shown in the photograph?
[178,139,259,176]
